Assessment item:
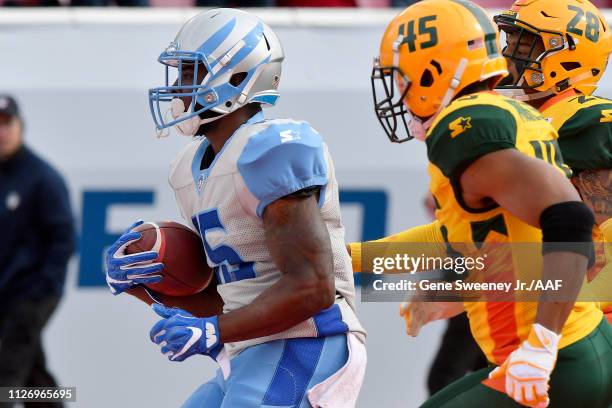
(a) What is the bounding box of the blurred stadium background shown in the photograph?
[2,3,612,407]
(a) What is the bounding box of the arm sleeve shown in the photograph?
[348,221,446,272]
[426,105,518,181]
[37,168,76,284]
[237,122,328,218]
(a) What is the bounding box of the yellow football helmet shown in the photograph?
[372,0,508,142]
[495,0,612,100]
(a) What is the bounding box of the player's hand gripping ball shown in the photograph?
[105,220,213,296]
[105,220,163,295]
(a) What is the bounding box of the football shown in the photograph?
[125,221,213,296]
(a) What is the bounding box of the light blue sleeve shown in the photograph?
[237,121,328,218]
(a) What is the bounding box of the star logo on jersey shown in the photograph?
[600,109,612,123]
[280,129,301,143]
[449,116,472,138]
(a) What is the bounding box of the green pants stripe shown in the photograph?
[421,318,612,407]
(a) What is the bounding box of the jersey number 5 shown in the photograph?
[193,209,256,285]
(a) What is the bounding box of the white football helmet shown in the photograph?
[149,8,284,136]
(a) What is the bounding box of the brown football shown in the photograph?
[125,221,213,296]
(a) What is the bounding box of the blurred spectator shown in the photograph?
[0,95,75,406]
[150,0,191,5]
[71,0,148,6]
[389,0,418,7]
[2,0,60,6]
[0,0,148,4]
[196,0,273,7]
[276,0,355,6]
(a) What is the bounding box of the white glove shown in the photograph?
[489,323,561,407]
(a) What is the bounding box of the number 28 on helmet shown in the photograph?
[494,0,612,101]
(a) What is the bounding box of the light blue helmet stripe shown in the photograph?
[203,21,266,84]
[250,94,279,105]
[193,22,269,109]
[197,17,237,56]
[222,22,265,72]
[195,57,268,108]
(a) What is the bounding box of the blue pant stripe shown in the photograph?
[313,304,349,337]
[261,338,325,406]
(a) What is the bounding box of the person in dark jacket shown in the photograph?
[0,95,74,407]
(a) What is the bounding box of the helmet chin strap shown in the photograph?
[410,58,469,141]
[166,97,232,137]
[499,70,594,102]
[496,87,551,101]
[156,123,170,139]
[171,98,202,136]
[432,57,469,123]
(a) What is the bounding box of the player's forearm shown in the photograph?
[348,221,447,273]
[534,202,595,333]
[218,271,334,343]
[536,252,589,333]
[127,285,224,317]
[218,191,335,342]
[461,151,595,333]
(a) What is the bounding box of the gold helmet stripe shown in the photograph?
[450,0,499,58]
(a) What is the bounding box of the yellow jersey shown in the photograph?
[541,92,612,312]
[425,91,602,364]
[542,92,612,173]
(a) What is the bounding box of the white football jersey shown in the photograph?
[169,111,366,356]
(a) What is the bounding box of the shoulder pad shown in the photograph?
[237,120,328,217]
[427,104,517,179]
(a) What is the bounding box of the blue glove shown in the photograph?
[105,220,163,295]
[149,303,223,362]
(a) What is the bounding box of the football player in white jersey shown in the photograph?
[104,8,366,408]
